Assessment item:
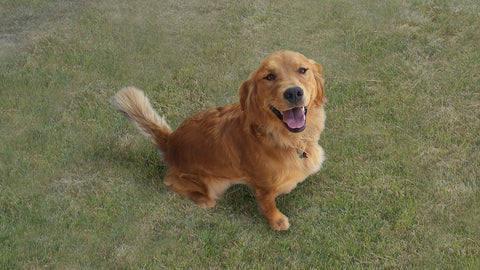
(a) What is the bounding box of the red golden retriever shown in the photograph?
[112,50,326,230]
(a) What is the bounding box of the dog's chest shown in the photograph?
[264,144,324,194]
[266,143,325,184]
[292,145,324,176]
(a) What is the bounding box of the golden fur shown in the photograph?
[112,51,326,230]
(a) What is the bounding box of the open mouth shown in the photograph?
[270,105,307,133]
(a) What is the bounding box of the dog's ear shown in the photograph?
[310,60,326,105]
[239,77,256,111]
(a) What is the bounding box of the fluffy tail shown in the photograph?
[112,87,172,152]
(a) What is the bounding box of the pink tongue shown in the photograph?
[282,107,305,129]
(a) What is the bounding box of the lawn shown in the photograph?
[1,0,479,268]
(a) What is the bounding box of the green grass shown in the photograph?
[1,0,479,268]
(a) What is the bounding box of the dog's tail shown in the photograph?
[112,87,172,152]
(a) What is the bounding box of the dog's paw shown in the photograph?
[269,214,290,231]
[196,198,216,208]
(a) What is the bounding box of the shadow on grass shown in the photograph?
[220,185,257,211]
[215,184,266,226]
[89,139,168,192]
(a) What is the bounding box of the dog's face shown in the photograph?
[240,51,325,133]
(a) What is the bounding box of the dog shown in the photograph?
[112,50,326,230]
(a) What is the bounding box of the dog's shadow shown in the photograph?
[99,140,167,189]
[216,184,259,216]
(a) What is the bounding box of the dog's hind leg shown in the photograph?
[163,171,216,208]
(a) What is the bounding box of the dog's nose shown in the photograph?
[283,87,304,104]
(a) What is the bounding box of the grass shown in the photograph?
[1,0,479,268]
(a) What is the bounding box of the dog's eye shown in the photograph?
[298,67,308,74]
[264,73,276,81]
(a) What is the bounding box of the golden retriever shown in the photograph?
[112,50,326,230]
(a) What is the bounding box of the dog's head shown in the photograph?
[239,51,325,134]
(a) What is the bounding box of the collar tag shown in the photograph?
[297,150,308,159]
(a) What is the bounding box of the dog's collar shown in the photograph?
[269,105,307,133]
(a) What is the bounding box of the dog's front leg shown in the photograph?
[252,188,290,231]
